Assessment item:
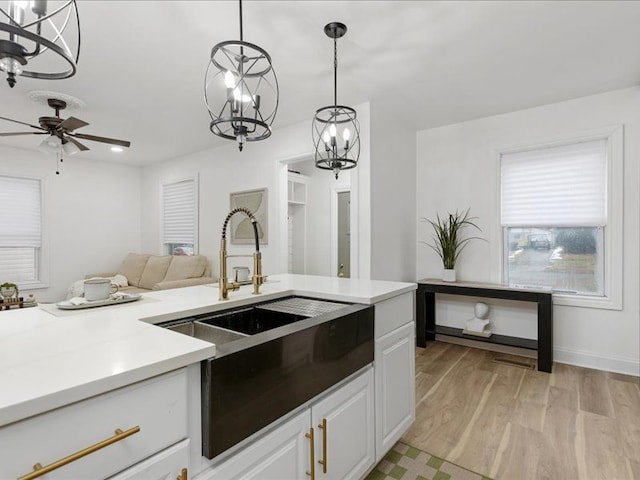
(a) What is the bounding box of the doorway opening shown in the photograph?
[278,155,357,278]
[335,190,351,278]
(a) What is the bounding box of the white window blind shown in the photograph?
[501,139,607,227]
[0,176,41,283]
[162,178,197,246]
[0,176,41,247]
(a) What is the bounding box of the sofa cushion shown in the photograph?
[138,255,172,290]
[164,255,208,282]
[119,253,150,287]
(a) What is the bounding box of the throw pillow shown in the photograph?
[138,255,172,290]
[164,255,207,281]
[119,253,150,287]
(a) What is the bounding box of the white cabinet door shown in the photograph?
[311,368,375,480]
[202,410,310,480]
[375,322,416,461]
[108,439,189,480]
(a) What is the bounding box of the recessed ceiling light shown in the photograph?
[111,146,123,153]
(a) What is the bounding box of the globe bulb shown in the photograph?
[0,57,23,75]
[224,71,235,88]
[233,88,251,103]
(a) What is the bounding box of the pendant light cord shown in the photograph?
[333,37,338,106]
[239,0,243,42]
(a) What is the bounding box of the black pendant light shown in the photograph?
[312,22,360,179]
[0,0,81,88]
[205,0,279,152]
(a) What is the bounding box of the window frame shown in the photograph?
[160,174,199,256]
[497,125,623,310]
[0,173,49,291]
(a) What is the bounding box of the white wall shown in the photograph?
[141,104,372,281]
[140,129,297,278]
[416,86,640,375]
[139,119,306,277]
[0,146,142,302]
[369,102,417,282]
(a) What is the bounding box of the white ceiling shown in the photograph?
[1,0,640,166]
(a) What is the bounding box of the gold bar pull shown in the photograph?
[177,467,188,480]
[305,427,315,480]
[18,425,141,480]
[318,418,327,473]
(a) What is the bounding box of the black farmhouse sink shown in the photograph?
[160,296,374,459]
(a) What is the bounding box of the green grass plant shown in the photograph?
[421,209,482,269]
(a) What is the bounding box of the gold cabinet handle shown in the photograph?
[177,467,188,480]
[305,427,315,480]
[318,418,327,473]
[18,425,140,480]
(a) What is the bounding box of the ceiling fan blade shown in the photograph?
[65,136,90,151]
[57,116,89,132]
[0,132,48,136]
[0,116,47,131]
[71,132,131,148]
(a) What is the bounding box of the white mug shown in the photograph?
[84,278,118,301]
[233,266,250,283]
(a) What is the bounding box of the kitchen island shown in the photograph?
[0,274,416,479]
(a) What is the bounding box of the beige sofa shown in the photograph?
[88,253,216,293]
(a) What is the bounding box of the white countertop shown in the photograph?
[0,274,415,427]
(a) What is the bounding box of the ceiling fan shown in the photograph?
[0,98,131,155]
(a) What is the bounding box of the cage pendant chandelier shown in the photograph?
[205,0,279,152]
[312,22,360,180]
[0,0,81,88]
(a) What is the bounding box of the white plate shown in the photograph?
[56,294,142,310]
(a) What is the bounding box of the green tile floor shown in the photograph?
[365,441,493,480]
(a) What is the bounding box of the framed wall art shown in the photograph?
[229,188,268,245]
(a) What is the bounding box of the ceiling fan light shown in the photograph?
[38,135,61,154]
[62,140,81,156]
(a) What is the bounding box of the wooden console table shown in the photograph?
[416,279,553,372]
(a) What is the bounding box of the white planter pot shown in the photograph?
[1,287,16,299]
[442,269,456,282]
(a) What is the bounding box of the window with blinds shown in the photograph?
[161,177,198,256]
[501,139,607,296]
[0,175,42,284]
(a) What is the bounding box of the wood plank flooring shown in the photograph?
[403,342,640,480]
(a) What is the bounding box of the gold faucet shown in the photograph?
[219,207,264,300]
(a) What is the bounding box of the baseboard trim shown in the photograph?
[435,335,640,377]
[554,347,639,377]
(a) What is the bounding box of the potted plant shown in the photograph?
[421,209,482,282]
[0,282,18,300]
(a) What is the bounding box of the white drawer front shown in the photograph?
[107,439,190,480]
[0,368,188,480]
[374,292,414,339]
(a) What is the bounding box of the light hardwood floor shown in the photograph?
[402,342,640,480]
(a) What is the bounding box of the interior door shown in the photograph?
[337,191,350,277]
